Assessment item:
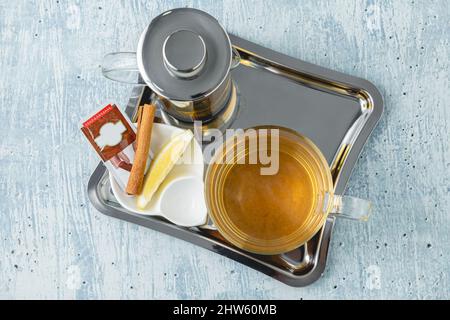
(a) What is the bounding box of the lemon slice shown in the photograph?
[137,129,194,209]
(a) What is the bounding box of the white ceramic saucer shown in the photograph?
[110,123,207,227]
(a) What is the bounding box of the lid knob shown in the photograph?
[162,30,207,79]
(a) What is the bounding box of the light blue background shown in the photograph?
[0,0,449,299]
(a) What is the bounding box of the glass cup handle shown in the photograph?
[101,52,145,85]
[331,195,372,221]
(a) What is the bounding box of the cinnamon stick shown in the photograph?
[126,104,156,195]
[134,105,144,147]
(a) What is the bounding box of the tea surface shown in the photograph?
[223,151,315,241]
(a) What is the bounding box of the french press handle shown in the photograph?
[101,47,241,85]
[101,52,145,85]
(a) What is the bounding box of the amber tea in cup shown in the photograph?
[205,126,371,255]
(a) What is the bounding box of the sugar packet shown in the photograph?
[81,104,139,191]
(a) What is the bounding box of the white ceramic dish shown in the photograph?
[110,123,207,227]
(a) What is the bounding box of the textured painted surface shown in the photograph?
[0,0,449,299]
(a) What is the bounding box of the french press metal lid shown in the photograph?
[102,8,240,126]
[137,8,233,101]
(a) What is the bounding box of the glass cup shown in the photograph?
[204,126,371,255]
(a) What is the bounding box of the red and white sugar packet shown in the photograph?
[81,104,138,191]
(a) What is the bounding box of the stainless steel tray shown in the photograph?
[88,34,383,286]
